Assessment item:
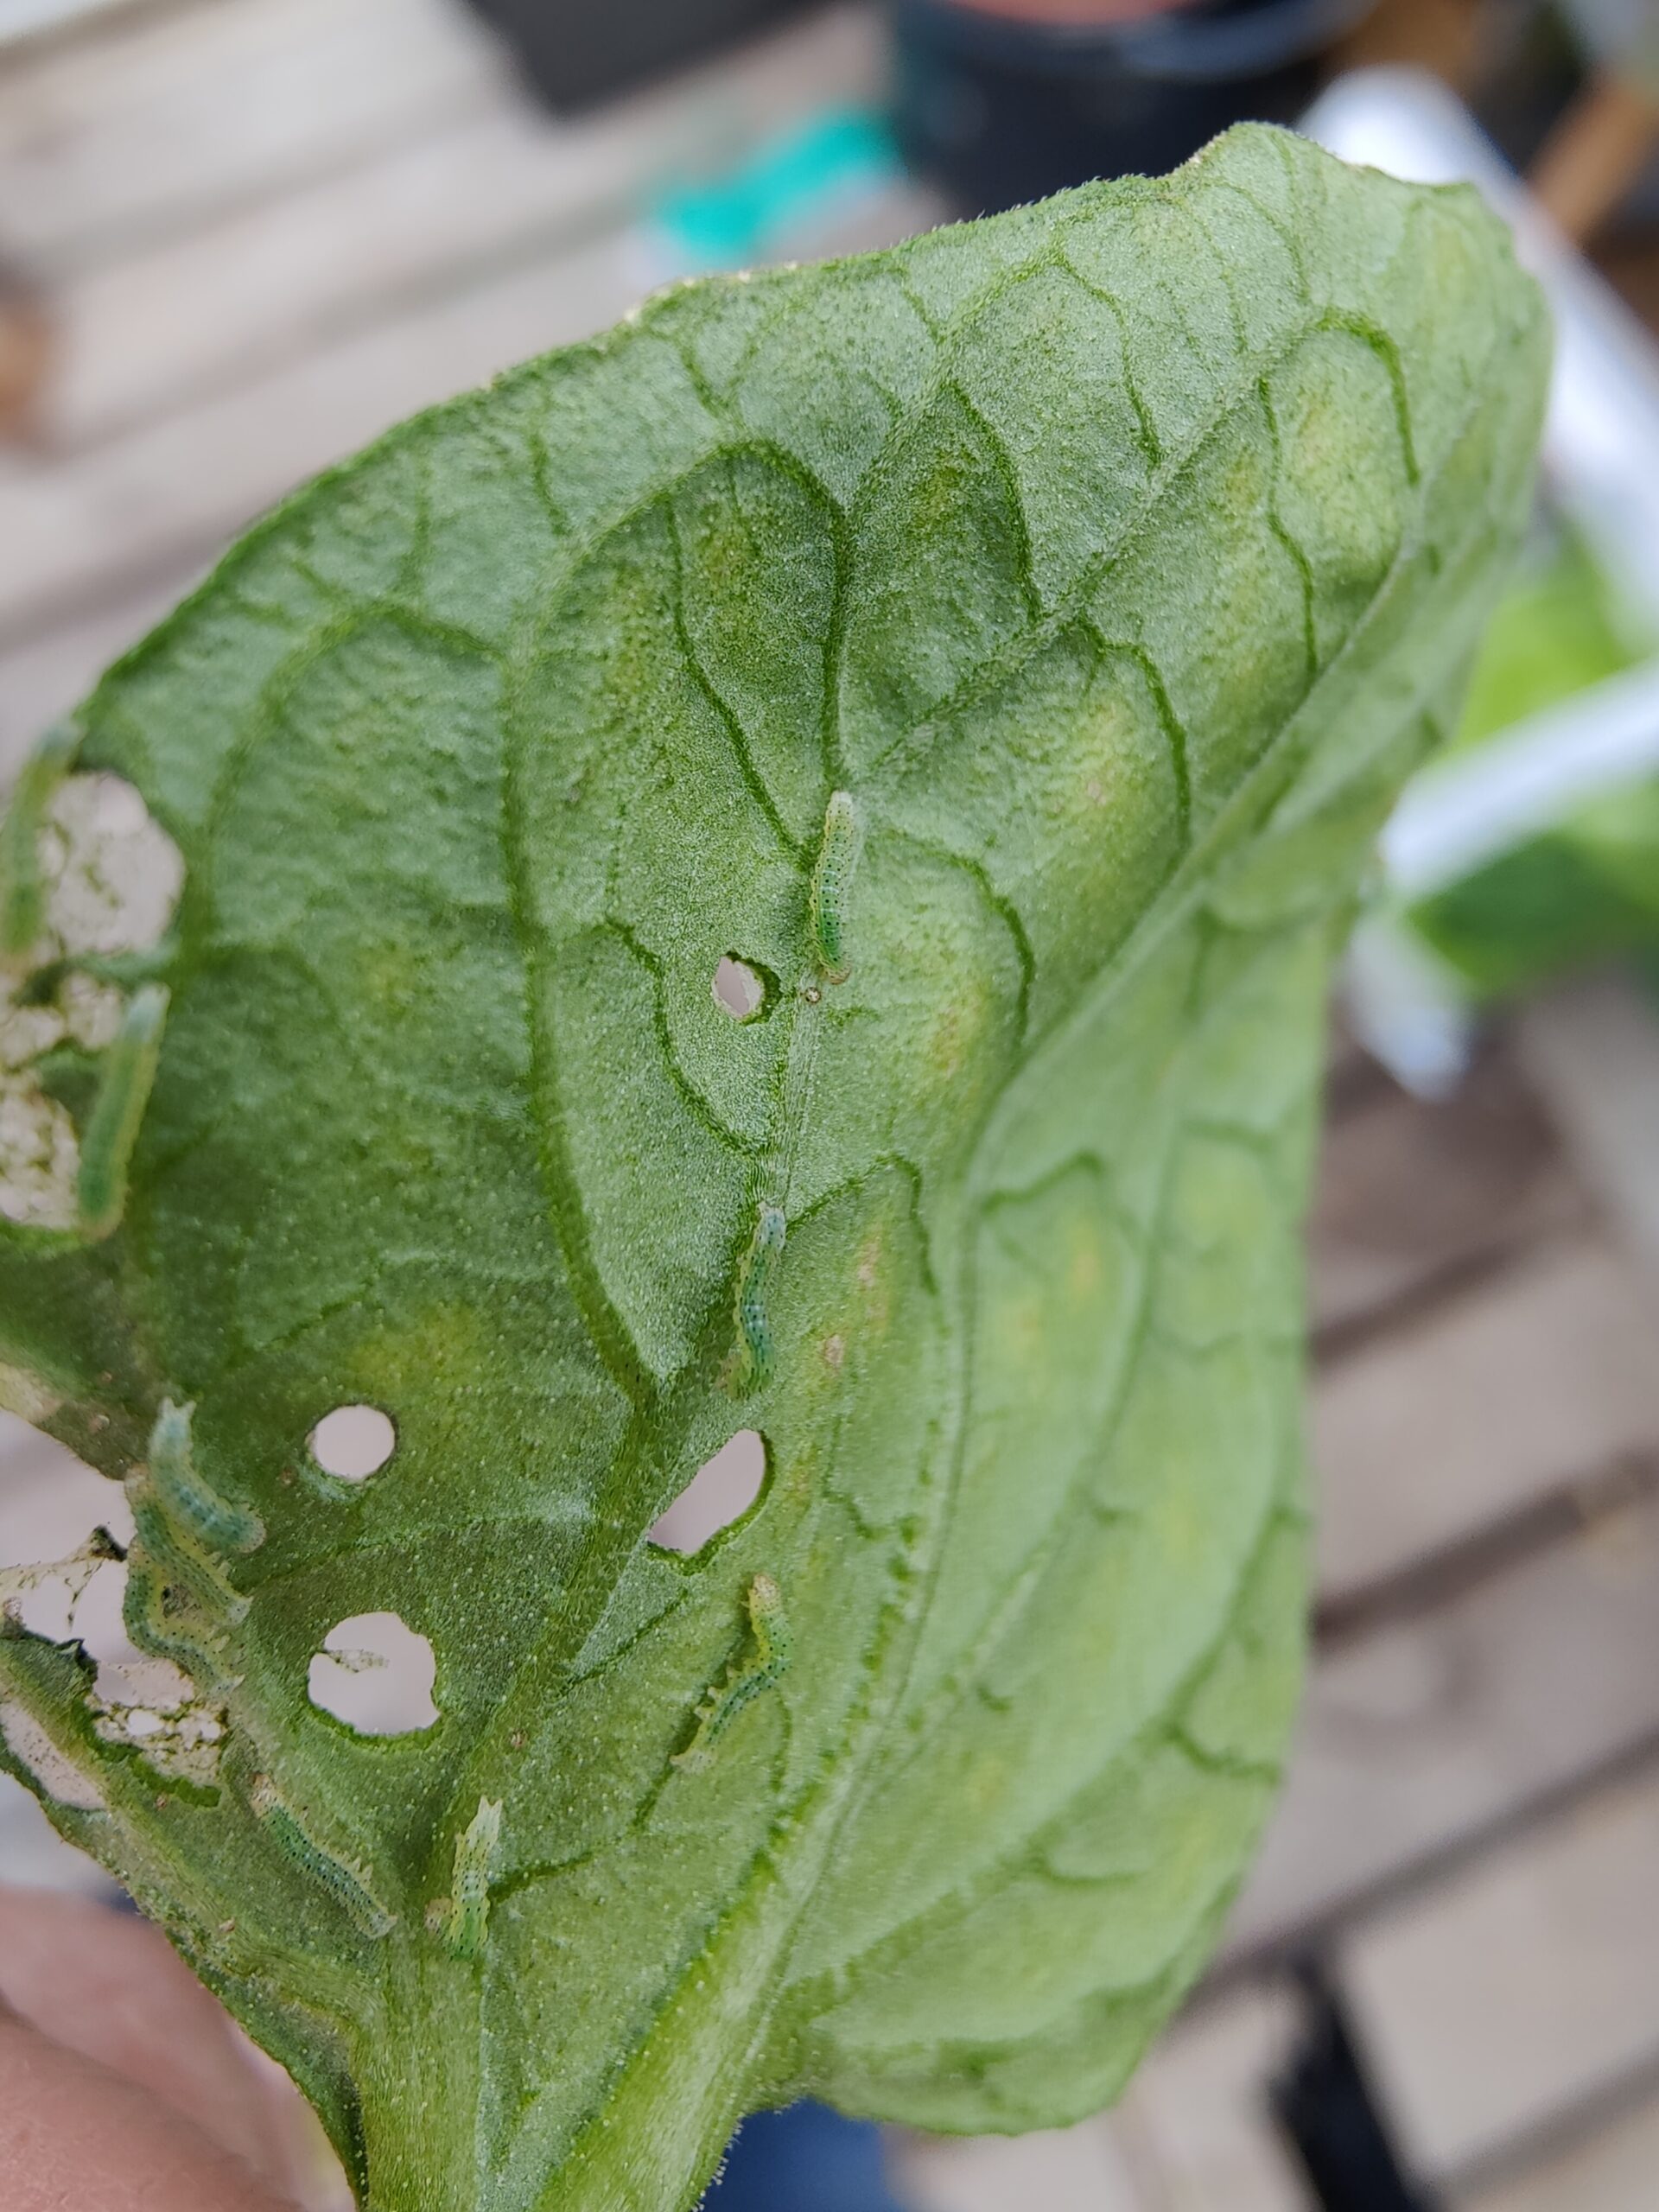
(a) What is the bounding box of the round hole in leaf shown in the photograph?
[308,1611,437,1736]
[711,957,767,1021]
[647,1430,767,1555]
[309,1404,396,1482]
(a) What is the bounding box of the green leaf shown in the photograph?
[0,125,1545,2212]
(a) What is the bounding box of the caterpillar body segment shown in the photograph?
[121,1402,260,1682]
[725,1204,786,1397]
[249,1775,396,1939]
[0,721,78,963]
[121,1554,236,1688]
[77,983,169,1242]
[809,791,861,983]
[124,1469,248,1624]
[673,1573,790,1771]
[149,1399,265,1557]
[125,1476,220,1605]
[443,1796,503,1960]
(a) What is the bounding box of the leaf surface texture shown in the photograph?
[0,126,1546,2212]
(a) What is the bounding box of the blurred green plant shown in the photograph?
[1408,524,1659,997]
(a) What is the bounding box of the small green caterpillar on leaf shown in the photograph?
[672,1573,790,1771]
[0,721,77,963]
[121,1558,235,1686]
[442,1796,503,1960]
[149,1399,265,1557]
[77,982,169,1242]
[809,790,861,984]
[122,1402,258,1679]
[725,1204,786,1396]
[124,1479,237,1615]
[250,1774,396,1938]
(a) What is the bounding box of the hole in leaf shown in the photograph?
[0,1089,79,1231]
[43,774,184,959]
[0,1423,207,1783]
[648,1430,767,1555]
[0,1424,132,1643]
[712,957,767,1021]
[309,1405,396,1482]
[74,1560,194,1710]
[0,1702,104,1809]
[1,769,182,1230]
[308,1611,437,1736]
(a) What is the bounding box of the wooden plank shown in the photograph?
[1110,1985,1315,2212]
[1339,1762,1659,2181]
[0,204,939,762]
[0,0,136,45]
[46,6,883,448]
[0,227,636,644]
[1517,975,1659,1283]
[1457,2092,1659,2212]
[1313,1236,1659,1598]
[0,0,506,272]
[1309,1033,1582,1352]
[893,2119,1147,2212]
[1229,1484,1659,1959]
[899,1987,1312,2211]
[0,161,932,646]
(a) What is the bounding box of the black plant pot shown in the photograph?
[465,0,818,111]
[891,0,1376,213]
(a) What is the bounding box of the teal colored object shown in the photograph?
[652,107,903,270]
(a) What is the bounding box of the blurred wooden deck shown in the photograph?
[3,3,1659,2206]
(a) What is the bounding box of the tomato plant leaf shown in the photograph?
[0,126,1546,2212]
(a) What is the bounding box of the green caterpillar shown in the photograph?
[442,1796,503,1960]
[122,1404,261,1684]
[0,721,77,962]
[149,1399,264,1557]
[725,1204,785,1397]
[121,1557,235,1688]
[249,1775,396,1939]
[809,790,861,984]
[124,1484,245,1626]
[124,1501,247,1637]
[78,982,169,1242]
[673,1574,790,1771]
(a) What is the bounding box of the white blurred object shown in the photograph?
[1381,653,1659,900]
[1342,922,1478,1101]
[893,2119,1147,2212]
[1305,71,1659,1090]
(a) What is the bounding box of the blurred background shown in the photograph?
[3,0,1659,2207]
